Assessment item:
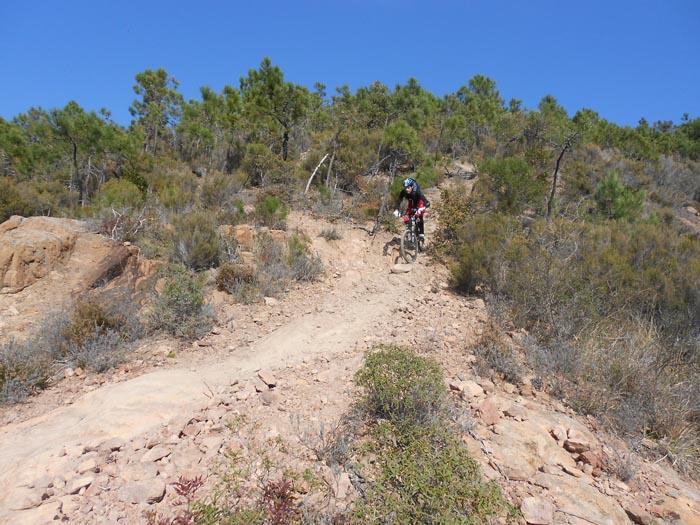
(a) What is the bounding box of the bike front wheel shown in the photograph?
[400,229,419,263]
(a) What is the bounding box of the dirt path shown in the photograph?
[0,203,450,523]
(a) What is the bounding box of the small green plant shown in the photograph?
[148,264,213,339]
[354,345,449,432]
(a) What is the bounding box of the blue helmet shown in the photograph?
[403,178,416,190]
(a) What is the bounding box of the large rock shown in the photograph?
[0,216,134,339]
[0,216,80,293]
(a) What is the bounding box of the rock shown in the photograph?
[258,370,277,388]
[140,445,171,463]
[390,264,412,273]
[521,496,554,524]
[335,472,353,499]
[478,398,501,426]
[67,475,95,495]
[461,380,485,399]
[504,404,528,421]
[118,478,166,504]
[564,427,592,453]
[7,487,43,510]
[260,390,280,406]
[624,502,652,525]
[77,457,99,474]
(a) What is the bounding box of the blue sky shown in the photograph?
[1,0,698,128]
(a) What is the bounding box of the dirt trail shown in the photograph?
[0,202,446,522]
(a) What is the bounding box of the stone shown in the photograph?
[67,475,95,495]
[118,479,166,504]
[478,398,501,426]
[521,496,554,524]
[140,445,171,463]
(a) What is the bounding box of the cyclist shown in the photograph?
[393,178,430,239]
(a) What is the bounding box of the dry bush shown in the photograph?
[216,263,260,304]
[319,227,342,241]
[170,212,222,271]
[472,319,524,384]
[0,338,53,403]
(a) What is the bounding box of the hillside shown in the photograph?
[1,193,699,525]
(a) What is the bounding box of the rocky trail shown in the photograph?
[1,195,699,524]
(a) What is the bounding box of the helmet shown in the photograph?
[403,178,415,189]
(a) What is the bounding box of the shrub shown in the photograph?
[319,227,342,241]
[254,194,288,229]
[58,297,141,372]
[171,212,222,270]
[216,263,260,304]
[475,156,546,214]
[594,171,646,221]
[449,213,520,294]
[0,177,37,221]
[93,178,144,211]
[354,345,448,431]
[473,319,524,384]
[350,425,517,524]
[149,264,213,339]
[287,234,323,282]
[0,339,53,403]
[200,171,238,209]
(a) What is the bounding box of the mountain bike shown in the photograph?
[399,211,425,263]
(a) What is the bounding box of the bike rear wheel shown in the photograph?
[400,229,419,263]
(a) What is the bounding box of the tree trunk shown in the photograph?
[546,133,577,221]
[325,147,336,188]
[304,153,329,194]
[282,129,289,161]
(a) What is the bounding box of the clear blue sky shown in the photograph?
[1,0,698,128]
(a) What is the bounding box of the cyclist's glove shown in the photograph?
[393,209,400,217]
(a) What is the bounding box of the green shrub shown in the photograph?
[153,170,199,213]
[350,426,517,524]
[171,212,222,270]
[254,194,288,229]
[594,171,646,221]
[476,156,546,214]
[93,178,144,211]
[449,213,520,294]
[0,177,37,221]
[354,345,448,431]
[149,264,213,339]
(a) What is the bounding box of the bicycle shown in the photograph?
[399,210,425,263]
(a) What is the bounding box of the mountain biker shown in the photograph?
[393,178,430,239]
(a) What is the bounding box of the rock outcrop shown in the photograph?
[0,216,133,340]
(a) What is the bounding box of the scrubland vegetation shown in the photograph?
[1,55,699,517]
